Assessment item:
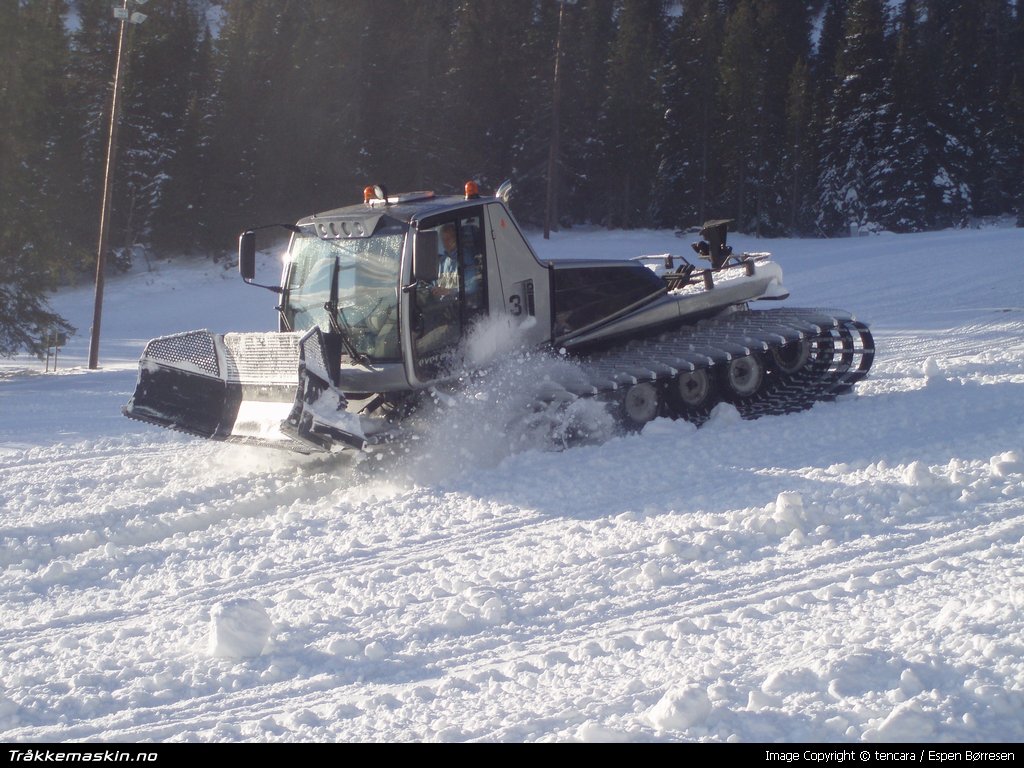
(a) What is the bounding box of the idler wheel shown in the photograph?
[771,339,810,375]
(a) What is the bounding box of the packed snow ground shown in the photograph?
[1,224,1023,743]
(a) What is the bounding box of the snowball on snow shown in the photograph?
[364,641,387,661]
[706,402,741,426]
[207,599,273,659]
[646,684,712,731]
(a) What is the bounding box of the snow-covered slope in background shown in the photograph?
[1,225,1022,742]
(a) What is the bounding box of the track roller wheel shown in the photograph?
[722,354,764,400]
[679,369,712,407]
[678,368,715,407]
[619,382,660,431]
[664,367,719,425]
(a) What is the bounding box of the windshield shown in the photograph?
[283,223,405,361]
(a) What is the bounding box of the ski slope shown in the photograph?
[1,224,1022,743]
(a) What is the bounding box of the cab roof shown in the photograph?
[296,193,492,229]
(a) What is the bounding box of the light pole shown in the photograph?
[87,0,148,370]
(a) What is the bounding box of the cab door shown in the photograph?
[409,207,488,382]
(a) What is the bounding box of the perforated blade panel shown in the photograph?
[222,332,303,385]
[298,328,331,382]
[142,330,220,378]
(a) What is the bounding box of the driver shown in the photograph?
[433,224,460,297]
[433,223,482,301]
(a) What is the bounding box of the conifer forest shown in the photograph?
[1,0,1022,355]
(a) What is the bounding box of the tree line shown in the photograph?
[2,0,1022,355]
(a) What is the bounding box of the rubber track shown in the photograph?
[563,307,875,425]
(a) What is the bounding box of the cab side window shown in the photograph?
[456,214,486,316]
[411,209,488,377]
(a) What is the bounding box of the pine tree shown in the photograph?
[945,0,1017,218]
[114,0,205,259]
[203,0,320,247]
[556,0,617,227]
[716,0,762,231]
[0,0,75,356]
[353,1,457,193]
[601,0,666,228]
[783,57,815,233]
[438,1,534,195]
[516,0,568,229]
[813,0,844,93]
[286,1,374,211]
[918,0,976,226]
[150,25,214,254]
[1010,5,1024,226]
[656,0,725,228]
[809,0,845,231]
[63,0,120,267]
[883,0,943,232]
[750,0,812,235]
[713,0,812,235]
[816,0,895,235]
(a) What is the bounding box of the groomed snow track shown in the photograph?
[545,307,875,429]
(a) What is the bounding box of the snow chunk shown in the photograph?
[326,637,362,657]
[0,696,20,727]
[575,721,632,742]
[746,689,780,712]
[990,451,1023,478]
[480,596,508,624]
[772,492,805,530]
[825,651,902,699]
[571,640,608,661]
[931,599,964,631]
[762,667,821,695]
[922,357,942,380]
[658,538,683,555]
[208,599,272,659]
[899,668,924,697]
[646,684,712,731]
[902,461,945,488]
[439,609,469,633]
[864,699,936,743]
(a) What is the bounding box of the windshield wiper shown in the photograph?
[328,303,370,367]
[325,257,371,368]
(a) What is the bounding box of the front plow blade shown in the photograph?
[123,330,238,439]
[124,329,354,453]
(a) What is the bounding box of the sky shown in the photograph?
[1,221,1022,742]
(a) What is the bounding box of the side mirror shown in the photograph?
[238,231,256,281]
[413,230,439,284]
